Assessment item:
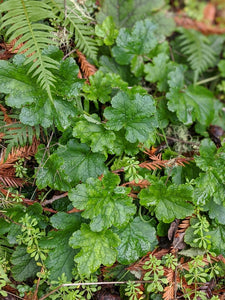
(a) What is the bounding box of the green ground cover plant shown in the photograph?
[0,0,225,299]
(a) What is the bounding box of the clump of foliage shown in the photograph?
[0,0,225,299]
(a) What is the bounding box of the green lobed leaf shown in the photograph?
[69,223,120,275]
[35,153,71,191]
[0,0,58,98]
[50,212,82,230]
[204,199,225,225]
[83,71,128,104]
[149,12,175,39]
[56,139,106,185]
[194,139,225,205]
[218,59,225,77]
[72,115,116,154]
[166,66,215,126]
[195,172,225,206]
[114,217,157,264]
[39,213,82,281]
[144,53,175,92]
[208,225,225,256]
[96,0,165,28]
[95,16,118,45]
[44,230,77,281]
[11,246,40,281]
[110,129,140,156]
[139,181,194,223]
[112,19,158,66]
[36,139,106,190]
[99,55,139,85]
[195,139,218,171]
[104,91,158,143]
[68,172,136,232]
[0,49,82,131]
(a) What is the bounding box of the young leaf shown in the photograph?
[114,217,157,264]
[69,224,120,276]
[139,181,194,223]
[104,91,158,143]
[68,172,136,232]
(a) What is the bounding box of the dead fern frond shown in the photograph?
[163,285,174,300]
[169,217,192,251]
[163,269,175,300]
[0,138,39,167]
[0,174,24,187]
[0,37,26,54]
[76,50,97,79]
[122,179,150,189]
[0,104,12,124]
[175,216,191,235]
[139,151,192,171]
[0,138,39,187]
[139,153,169,170]
[128,248,170,275]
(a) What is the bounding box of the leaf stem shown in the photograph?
[195,75,220,85]
[161,128,170,149]
[42,192,68,206]
[157,133,200,146]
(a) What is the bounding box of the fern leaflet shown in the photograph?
[2,121,40,158]
[0,0,59,100]
[47,0,98,60]
[177,28,217,82]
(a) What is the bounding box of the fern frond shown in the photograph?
[0,139,39,166]
[0,0,59,99]
[76,50,97,78]
[0,104,12,124]
[139,152,191,171]
[0,172,25,187]
[177,28,217,82]
[0,111,6,128]
[2,122,40,159]
[47,0,98,60]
